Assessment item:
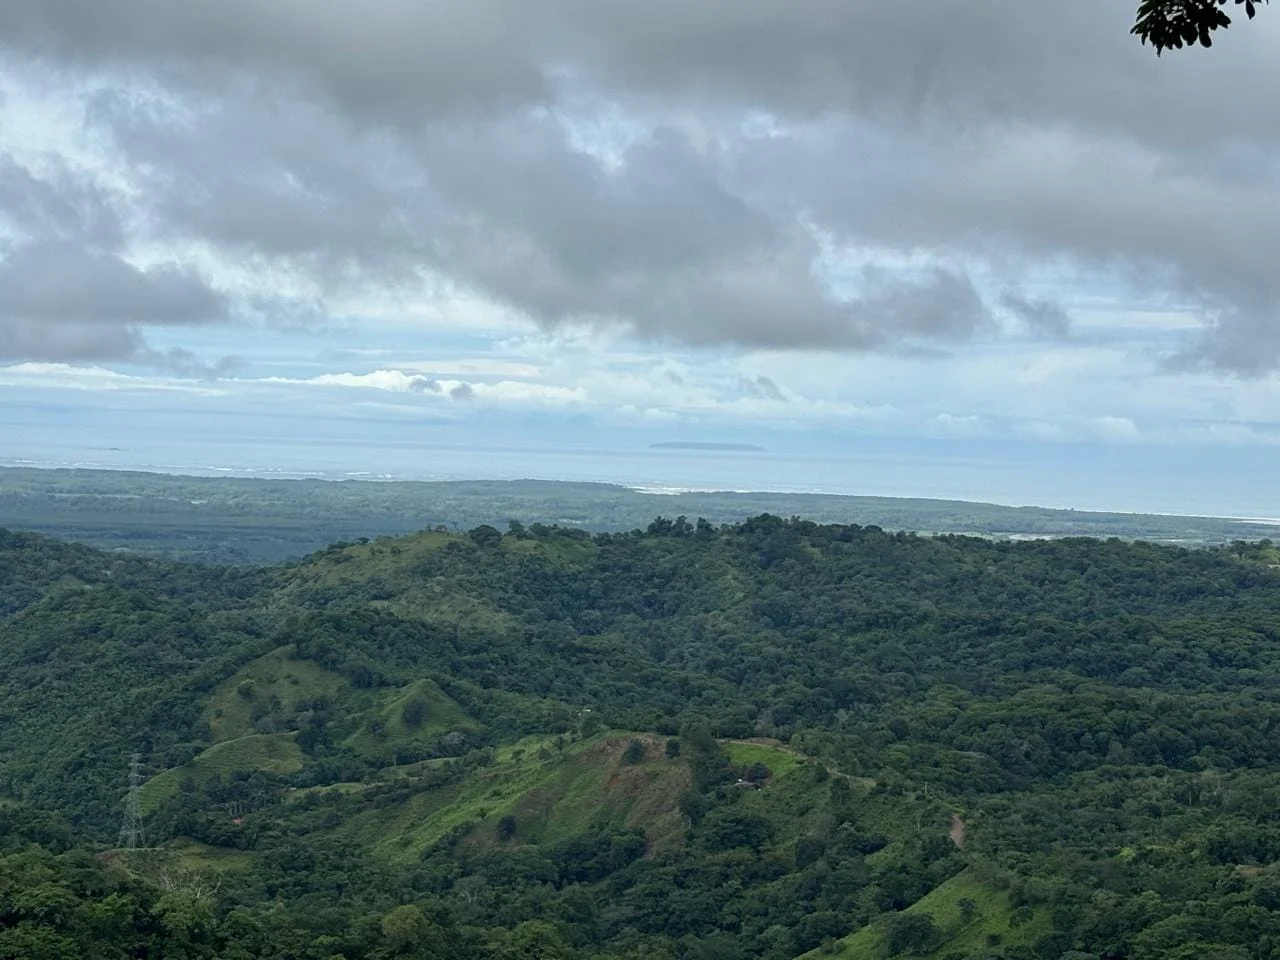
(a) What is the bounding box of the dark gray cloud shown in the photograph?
[1,320,142,364]
[3,1,1279,369]
[1166,306,1280,376]
[0,156,228,365]
[734,120,1280,368]
[1002,294,1073,339]
[845,268,993,346]
[95,96,993,350]
[0,156,122,247]
[5,1,1275,140]
[738,375,785,402]
[0,1,547,119]
[0,242,224,326]
[90,90,429,281]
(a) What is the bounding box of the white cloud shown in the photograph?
[395,358,543,377]
[932,413,989,439]
[7,344,1280,452]
[0,362,225,393]
[1091,416,1141,441]
[262,368,587,407]
[280,370,423,391]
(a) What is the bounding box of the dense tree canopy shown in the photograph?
[6,520,1280,957]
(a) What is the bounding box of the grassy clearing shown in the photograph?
[166,838,255,875]
[285,736,559,803]
[336,750,568,863]
[329,734,690,864]
[341,678,477,760]
[282,780,373,804]
[480,734,691,852]
[139,733,303,813]
[296,530,458,585]
[114,838,255,878]
[725,739,802,778]
[310,732,885,867]
[285,529,516,630]
[495,735,563,762]
[796,868,1049,960]
[206,647,345,743]
[499,535,598,568]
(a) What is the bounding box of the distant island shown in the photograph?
[650,442,766,452]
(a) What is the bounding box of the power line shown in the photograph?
[119,752,144,850]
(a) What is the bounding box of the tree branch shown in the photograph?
[1133,0,1266,54]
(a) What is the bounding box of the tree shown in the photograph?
[578,712,604,738]
[468,525,502,549]
[491,921,568,960]
[883,913,941,957]
[622,738,646,765]
[697,808,775,852]
[1133,0,1267,53]
[795,835,827,868]
[829,776,852,809]
[381,904,431,953]
[401,694,430,729]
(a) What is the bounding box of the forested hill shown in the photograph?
[5,519,1280,959]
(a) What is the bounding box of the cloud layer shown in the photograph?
[2,1,1279,370]
[0,147,226,365]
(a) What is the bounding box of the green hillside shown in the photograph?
[314,733,696,864]
[138,733,305,814]
[6,517,1280,958]
[799,868,1050,960]
[206,648,348,743]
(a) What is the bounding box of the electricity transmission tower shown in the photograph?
[119,752,144,850]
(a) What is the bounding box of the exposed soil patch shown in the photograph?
[949,814,966,849]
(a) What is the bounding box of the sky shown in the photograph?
[2,1,1280,516]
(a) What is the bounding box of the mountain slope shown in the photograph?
[6,520,1280,958]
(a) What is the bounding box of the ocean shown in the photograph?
[2,413,1276,520]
